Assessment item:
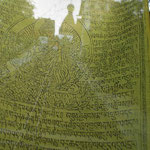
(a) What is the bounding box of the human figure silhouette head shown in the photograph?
[67,4,75,14]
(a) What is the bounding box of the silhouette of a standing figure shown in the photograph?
[59,4,75,35]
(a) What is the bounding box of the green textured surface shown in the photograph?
[0,0,149,149]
